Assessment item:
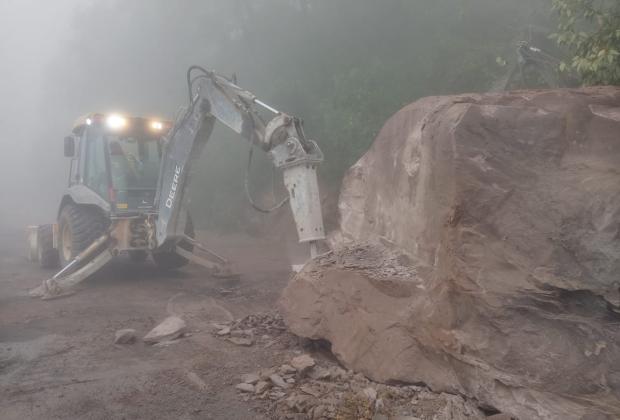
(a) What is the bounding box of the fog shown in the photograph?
[0,0,79,227]
[0,0,552,231]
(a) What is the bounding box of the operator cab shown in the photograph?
[66,113,171,215]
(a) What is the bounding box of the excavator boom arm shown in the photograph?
[155,67,325,252]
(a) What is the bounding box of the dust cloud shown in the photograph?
[0,0,80,228]
[0,0,283,231]
[0,0,551,231]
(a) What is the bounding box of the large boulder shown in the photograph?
[280,87,620,419]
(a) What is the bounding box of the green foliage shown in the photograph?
[551,0,620,84]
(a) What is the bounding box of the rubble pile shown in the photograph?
[233,354,486,420]
[312,243,417,281]
[212,312,289,347]
[281,87,620,420]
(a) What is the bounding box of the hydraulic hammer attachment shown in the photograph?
[267,118,325,258]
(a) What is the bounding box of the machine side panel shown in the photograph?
[155,106,214,246]
[60,186,112,216]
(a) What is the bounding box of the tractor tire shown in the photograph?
[128,250,148,263]
[152,215,195,270]
[57,203,108,268]
[37,224,59,269]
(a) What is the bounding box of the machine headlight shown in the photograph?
[106,114,128,130]
[150,120,164,131]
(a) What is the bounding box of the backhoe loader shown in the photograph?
[28,66,325,299]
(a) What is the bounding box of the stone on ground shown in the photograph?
[290,354,315,375]
[114,328,136,344]
[280,87,620,420]
[241,373,260,384]
[227,337,253,346]
[362,387,377,403]
[255,380,270,394]
[235,383,255,393]
[269,373,289,389]
[143,316,186,344]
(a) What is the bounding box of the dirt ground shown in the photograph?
[0,227,304,420]
[1,227,493,420]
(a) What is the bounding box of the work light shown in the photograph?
[106,114,128,130]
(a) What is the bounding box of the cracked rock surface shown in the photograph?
[280,87,620,420]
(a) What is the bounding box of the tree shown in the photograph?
[551,0,620,85]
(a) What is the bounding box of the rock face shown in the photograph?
[280,87,620,420]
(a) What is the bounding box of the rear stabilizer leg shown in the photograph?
[29,234,113,299]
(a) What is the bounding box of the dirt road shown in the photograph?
[0,227,298,420]
[1,227,491,420]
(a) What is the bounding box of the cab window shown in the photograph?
[107,135,161,190]
[84,134,109,198]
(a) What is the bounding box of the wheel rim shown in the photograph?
[61,222,72,262]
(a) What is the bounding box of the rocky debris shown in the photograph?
[255,380,271,394]
[309,365,348,381]
[280,87,620,420]
[290,354,315,376]
[312,244,417,283]
[241,373,260,385]
[216,326,230,336]
[143,316,186,344]
[114,328,136,344]
[212,312,289,347]
[487,415,516,420]
[280,364,297,375]
[227,337,254,346]
[269,374,290,389]
[234,356,485,420]
[299,384,321,398]
[236,383,255,393]
[388,417,420,420]
[362,387,377,403]
[232,312,287,335]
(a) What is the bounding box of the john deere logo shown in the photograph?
[165,165,182,209]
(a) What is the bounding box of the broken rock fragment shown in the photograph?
[279,364,296,375]
[241,373,260,384]
[114,328,136,344]
[255,380,270,394]
[143,316,186,344]
[216,326,231,336]
[235,383,255,393]
[290,354,315,375]
[227,337,254,346]
[362,387,377,403]
[269,373,289,389]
